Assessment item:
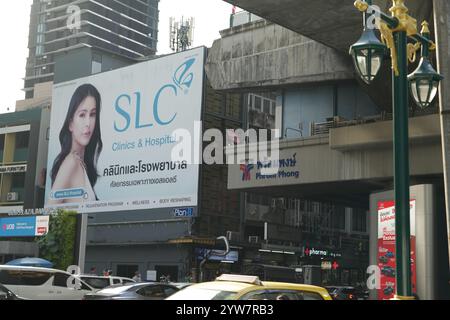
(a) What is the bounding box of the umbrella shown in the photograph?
[6,257,54,268]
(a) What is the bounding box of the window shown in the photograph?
[116,265,138,278]
[254,96,262,111]
[0,270,22,285]
[136,285,164,298]
[162,286,177,297]
[53,273,70,287]
[81,277,110,289]
[333,206,346,230]
[352,209,367,233]
[0,134,5,151]
[15,132,29,149]
[91,53,102,74]
[12,173,25,190]
[21,271,52,286]
[240,290,268,300]
[113,279,121,285]
[36,45,44,56]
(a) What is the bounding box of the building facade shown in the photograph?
[25,0,160,98]
[0,106,51,263]
[205,7,449,295]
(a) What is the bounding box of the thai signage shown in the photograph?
[377,200,417,300]
[45,47,205,213]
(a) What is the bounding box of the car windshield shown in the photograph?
[166,287,237,300]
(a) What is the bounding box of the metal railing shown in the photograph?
[310,108,437,136]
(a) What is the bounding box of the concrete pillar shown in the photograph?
[433,0,450,272]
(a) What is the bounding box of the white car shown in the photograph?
[77,275,135,290]
[0,265,95,300]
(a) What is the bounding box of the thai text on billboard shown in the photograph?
[45,47,205,213]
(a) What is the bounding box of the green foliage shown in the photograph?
[37,210,78,271]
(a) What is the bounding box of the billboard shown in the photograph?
[0,216,49,237]
[45,47,205,213]
[377,200,417,300]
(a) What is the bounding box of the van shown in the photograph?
[78,275,135,290]
[0,265,95,300]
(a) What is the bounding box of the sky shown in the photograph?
[0,0,234,114]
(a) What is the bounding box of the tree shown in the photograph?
[37,210,78,271]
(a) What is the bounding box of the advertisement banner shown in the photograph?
[0,216,49,237]
[377,200,417,300]
[45,47,205,213]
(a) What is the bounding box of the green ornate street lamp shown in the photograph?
[350,0,443,300]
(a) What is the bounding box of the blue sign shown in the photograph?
[0,217,37,237]
[173,208,194,217]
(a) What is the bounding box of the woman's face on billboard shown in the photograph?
[69,96,97,148]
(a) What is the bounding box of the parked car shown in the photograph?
[169,282,193,290]
[166,274,332,300]
[77,275,135,290]
[83,282,179,300]
[0,283,26,300]
[0,265,95,300]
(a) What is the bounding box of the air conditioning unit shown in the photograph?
[248,236,260,244]
[7,192,19,202]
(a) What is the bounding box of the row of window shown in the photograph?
[247,194,367,233]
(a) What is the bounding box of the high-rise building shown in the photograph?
[24,0,160,98]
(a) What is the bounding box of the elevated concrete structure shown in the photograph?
[206,20,354,92]
[223,0,433,52]
[227,115,442,208]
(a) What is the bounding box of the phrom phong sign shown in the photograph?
[45,47,205,213]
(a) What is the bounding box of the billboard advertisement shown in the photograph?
[0,216,49,237]
[45,47,205,213]
[377,200,417,300]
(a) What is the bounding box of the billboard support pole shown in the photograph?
[76,214,88,273]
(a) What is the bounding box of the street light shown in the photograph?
[408,22,443,109]
[351,0,443,300]
[350,4,387,84]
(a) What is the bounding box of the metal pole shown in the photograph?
[393,30,413,298]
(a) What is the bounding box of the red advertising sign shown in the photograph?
[377,200,417,300]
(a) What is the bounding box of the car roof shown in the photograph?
[0,264,68,273]
[188,280,330,295]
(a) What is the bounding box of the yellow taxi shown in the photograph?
[166,274,332,300]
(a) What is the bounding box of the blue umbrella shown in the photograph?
[6,257,54,268]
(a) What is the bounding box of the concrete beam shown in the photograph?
[223,0,433,52]
[206,20,354,91]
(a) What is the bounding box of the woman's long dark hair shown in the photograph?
[51,84,103,188]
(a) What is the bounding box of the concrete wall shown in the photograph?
[205,20,354,92]
[228,116,443,190]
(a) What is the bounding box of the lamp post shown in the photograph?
[350,0,443,300]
